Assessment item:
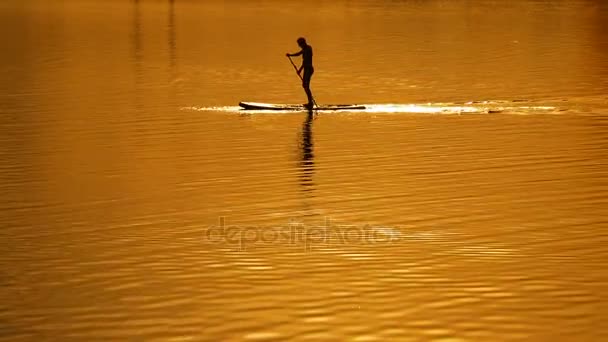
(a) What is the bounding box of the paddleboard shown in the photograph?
[239,102,366,111]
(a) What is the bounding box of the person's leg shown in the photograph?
[302,70,314,107]
[304,87,313,107]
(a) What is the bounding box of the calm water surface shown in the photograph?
[1,0,607,341]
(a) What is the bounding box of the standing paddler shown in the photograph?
[286,37,315,109]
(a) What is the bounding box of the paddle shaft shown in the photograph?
[287,55,303,81]
[287,56,318,110]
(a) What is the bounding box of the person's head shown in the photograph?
[297,37,306,48]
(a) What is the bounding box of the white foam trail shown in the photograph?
[181,106,242,112]
[362,104,483,114]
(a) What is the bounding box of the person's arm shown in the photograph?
[286,50,303,57]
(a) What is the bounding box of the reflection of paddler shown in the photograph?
[299,112,314,189]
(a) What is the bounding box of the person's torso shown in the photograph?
[302,45,313,68]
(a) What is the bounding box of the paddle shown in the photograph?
[287,56,318,111]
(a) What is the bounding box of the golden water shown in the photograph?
[1,0,607,341]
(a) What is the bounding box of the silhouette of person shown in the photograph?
[286,37,314,109]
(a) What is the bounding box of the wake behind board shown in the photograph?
[239,102,365,111]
